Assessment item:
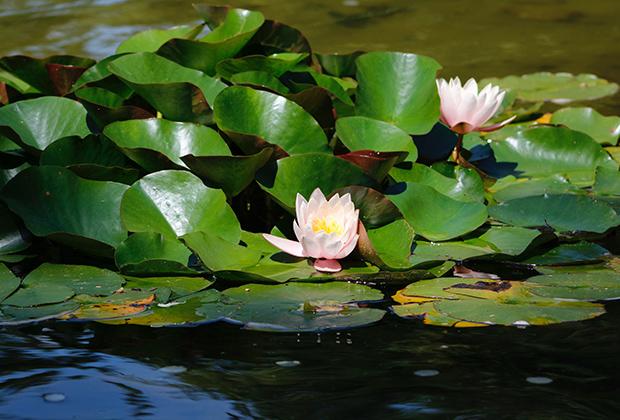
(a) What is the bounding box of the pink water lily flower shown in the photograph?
[262,188,360,273]
[436,77,515,134]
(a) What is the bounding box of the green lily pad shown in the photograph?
[123,276,213,299]
[117,24,203,54]
[183,231,262,272]
[24,263,125,296]
[489,126,617,182]
[336,116,417,161]
[214,86,330,155]
[257,153,377,210]
[115,232,195,276]
[391,164,484,203]
[363,219,415,270]
[435,298,605,326]
[593,166,620,195]
[392,302,484,328]
[0,96,90,151]
[525,242,610,266]
[101,289,221,327]
[481,72,619,103]
[68,290,155,320]
[215,54,308,79]
[103,118,231,171]
[0,264,20,302]
[3,282,75,307]
[230,70,289,94]
[157,8,265,76]
[550,107,620,146]
[196,282,384,332]
[2,166,128,254]
[355,52,441,135]
[331,186,401,229]
[40,135,140,184]
[181,147,274,197]
[121,170,240,241]
[388,183,488,241]
[0,302,79,325]
[489,194,619,234]
[525,271,620,301]
[0,204,30,257]
[108,52,227,122]
[489,175,581,202]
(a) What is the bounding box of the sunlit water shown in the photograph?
[1,0,620,418]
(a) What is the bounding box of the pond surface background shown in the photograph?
[1,0,619,418]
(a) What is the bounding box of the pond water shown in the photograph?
[1,0,620,418]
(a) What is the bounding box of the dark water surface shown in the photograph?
[1,0,620,418]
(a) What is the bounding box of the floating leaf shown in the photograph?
[123,276,213,299]
[214,86,330,155]
[2,166,128,254]
[488,126,617,182]
[104,118,231,171]
[364,219,415,270]
[157,9,265,76]
[257,153,376,210]
[550,107,620,146]
[116,24,203,54]
[3,282,74,307]
[183,231,262,272]
[489,175,581,202]
[108,52,227,122]
[391,164,483,203]
[489,194,619,234]
[388,183,488,241]
[0,97,90,151]
[481,72,619,103]
[67,291,155,320]
[115,232,195,276]
[23,263,125,296]
[0,264,20,302]
[336,116,417,161]
[121,170,240,241]
[525,242,610,266]
[355,52,441,135]
[196,282,384,332]
[0,204,30,257]
[0,302,78,325]
[181,147,274,197]
[215,54,308,79]
[593,166,620,196]
[525,271,620,301]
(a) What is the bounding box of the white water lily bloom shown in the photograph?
[262,188,360,273]
[436,77,515,134]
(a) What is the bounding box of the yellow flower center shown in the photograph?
[311,217,343,235]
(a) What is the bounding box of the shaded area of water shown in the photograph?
[1,303,619,419]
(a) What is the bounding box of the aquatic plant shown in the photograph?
[0,5,619,330]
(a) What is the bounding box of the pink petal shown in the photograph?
[313,259,342,273]
[335,233,359,259]
[262,234,305,257]
[479,115,517,132]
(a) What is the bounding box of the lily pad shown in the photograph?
[387,183,488,241]
[24,263,125,296]
[525,271,620,301]
[3,282,75,307]
[196,282,384,332]
[593,166,620,195]
[355,52,441,135]
[103,118,231,171]
[363,219,415,270]
[117,24,203,54]
[213,86,330,155]
[181,147,274,197]
[488,126,617,182]
[489,194,619,234]
[481,72,619,103]
[391,164,484,203]
[0,302,79,325]
[123,276,213,299]
[0,96,90,151]
[2,166,128,254]
[0,264,20,302]
[489,175,581,202]
[336,116,417,161]
[525,242,610,265]
[108,52,227,122]
[121,170,240,241]
[157,8,265,76]
[183,231,262,272]
[67,291,155,320]
[115,232,195,276]
[0,204,30,257]
[257,153,376,210]
[550,107,620,146]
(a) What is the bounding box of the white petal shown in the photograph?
[262,234,305,257]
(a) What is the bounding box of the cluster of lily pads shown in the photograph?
[0,5,619,331]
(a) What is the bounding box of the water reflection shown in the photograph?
[1,304,618,418]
